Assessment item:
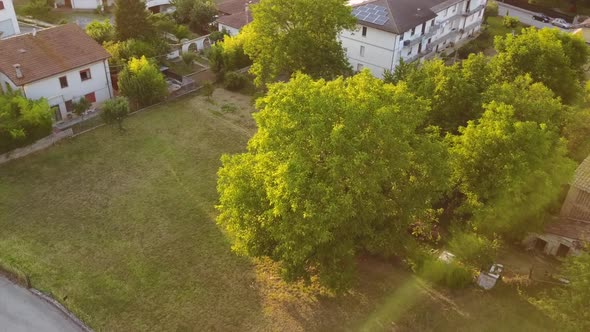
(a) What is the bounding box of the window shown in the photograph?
[356,63,363,72]
[79,69,91,81]
[411,27,416,36]
[362,26,367,37]
[85,92,96,103]
[452,4,456,12]
[431,20,435,27]
[0,1,4,10]
[407,49,412,56]
[399,35,404,42]
[360,45,365,57]
[59,76,68,88]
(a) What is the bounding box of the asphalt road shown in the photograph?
[0,276,81,332]
[498,2,569,31]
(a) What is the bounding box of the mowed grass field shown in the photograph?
[0,90,556,331]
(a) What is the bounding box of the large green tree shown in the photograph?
[114,0,155,41]
[217,72,450,289]
[448,102,575,237]
[240,0,356,86]
[491,27,589,104]
[392,54,490,133]
[0,91,53,153]
[171,0,216,34]
[118,56,169,109]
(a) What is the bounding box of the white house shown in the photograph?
[54,0,114,10]
[341,0,487,78]
[215,0,258,36]
[0,24,114,122]
[0,0,20,39]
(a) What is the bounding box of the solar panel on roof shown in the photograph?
[352,3,389,26]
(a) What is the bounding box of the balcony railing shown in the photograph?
[462,4,486,17]
[402,25,439,48]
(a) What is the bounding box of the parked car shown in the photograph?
[532,14,551,23]
[552,18,572,29]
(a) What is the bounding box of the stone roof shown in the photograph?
[572,155,590,192]
[0,24,110,86]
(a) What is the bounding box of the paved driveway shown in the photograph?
[498,2,569,31]
[0,276,82,332]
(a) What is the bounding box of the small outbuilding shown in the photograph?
[524,155,590,257]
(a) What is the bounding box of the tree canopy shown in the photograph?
[240,0,356,86]
[114,0,155,41]
[118,56,169,109]
[85,19,115,44]
[491,27,589,104]
[171,0,216,34]
[217,72,450,289]
[448,101,575,237]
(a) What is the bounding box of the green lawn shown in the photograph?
[0,90,556,331]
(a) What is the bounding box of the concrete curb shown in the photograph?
[29,289,93,332]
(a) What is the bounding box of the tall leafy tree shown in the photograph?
[448,102,575,237]
[240,0,356,86]
[118,56,168,109]
[491,27,589,104]
[401,59,483,133]
[171,0,216,34]
[85,19,115,44]
[114,0,155,41]
[217,72,450,289]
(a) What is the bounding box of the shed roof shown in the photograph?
[0,24,110,86]
[546,218,590,242]
[572,155,590,192]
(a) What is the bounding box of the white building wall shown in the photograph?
[0,0,20,38]
[218,23,240,37]
[21,60,113,121]
[341,0,486,77]
[71,0,101,9]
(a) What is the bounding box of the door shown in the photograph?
[556,244,570,257]
[64,0,72,8]
[535,238,547,252]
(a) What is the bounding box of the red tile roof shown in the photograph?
[0,24,110,86]
[216,0,257,15]
[217,11,253,30]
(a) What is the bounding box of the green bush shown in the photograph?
[0,91,53,154]
[420,258,473,289]
[223,71,248,91]
[101,96,130,131]
[448,232,500,267]
[503,16,519,28]
[485,0,499,18]
[21,0,51,19]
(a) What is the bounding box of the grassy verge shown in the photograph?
[0,89,557,331]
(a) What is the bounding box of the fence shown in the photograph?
[0,129,73,165]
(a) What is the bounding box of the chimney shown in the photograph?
[14,64,23,79]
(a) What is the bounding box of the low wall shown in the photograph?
[0,129,74,165]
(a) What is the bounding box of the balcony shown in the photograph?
[402,26,439,48]
[462,4,486,17]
